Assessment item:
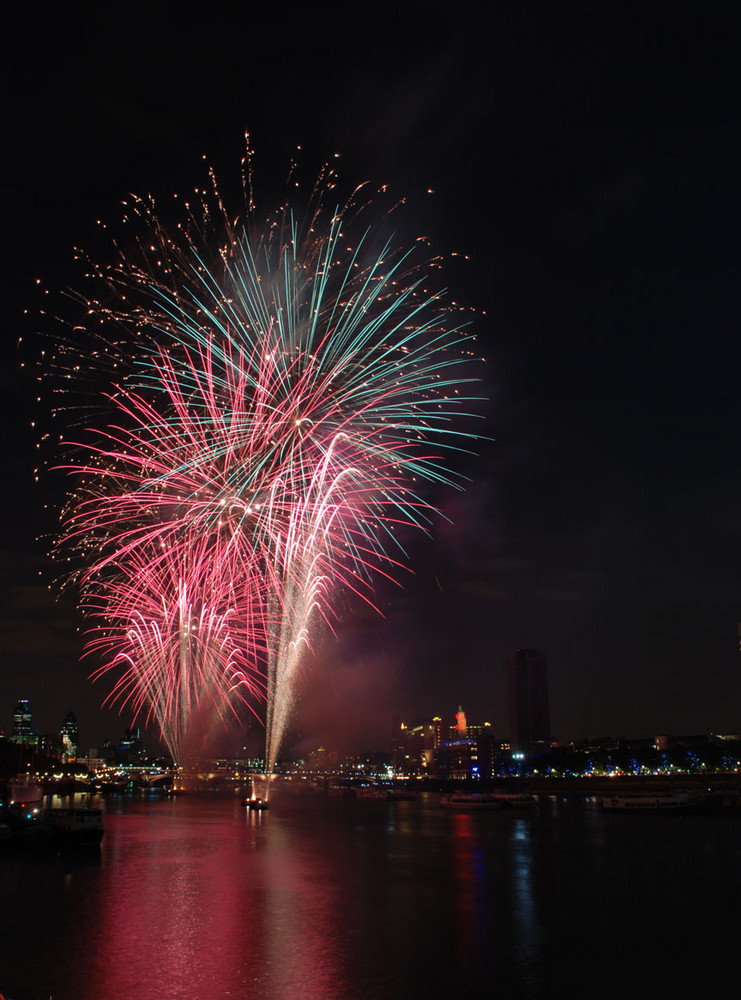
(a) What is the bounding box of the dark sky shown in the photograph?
[1,5,739,752]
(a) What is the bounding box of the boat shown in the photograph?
[42,807,105,848]
[441,792,504,810]
[1,804,45,846]
[602,791,696,812]
[356,785,388,800]
[328,784,356,798]
[242,796,269,810]
[492,790,537,808]
[696,789,741,812]
[386,788,419,802]
[2,804,104,848]
[93,779,128,794]
[7,775,44,805]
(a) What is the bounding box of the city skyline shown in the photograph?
[2,685,738,762]
[1,8,740,752]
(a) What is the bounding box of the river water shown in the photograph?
[1,789,739,999]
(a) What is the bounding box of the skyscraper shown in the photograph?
[60,711,80,757]
[507,649,551,756]
[12,699,38,747]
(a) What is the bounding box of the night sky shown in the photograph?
[1,5,739,753]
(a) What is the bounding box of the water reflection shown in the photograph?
[83,796,347,1000]
[450,812,482,977]
[508,817,542,995]
[3,792,741,999]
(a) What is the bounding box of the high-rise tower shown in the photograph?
[60,711,80,757]
[507,649,550,756]
[12,699,38,746]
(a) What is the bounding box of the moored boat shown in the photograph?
[356,785,388,800]
[8,775,44,805]
[602,791,696,812]
[441,792,503,810]
[696,789,741,812]
[2,804,104,848]
[492,790,537,807]
[43,807,105,848]
[328,784,356,797]
[386,788,419,802]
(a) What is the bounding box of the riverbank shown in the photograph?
[506,773,741,796]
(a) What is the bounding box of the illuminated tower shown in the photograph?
[60,710,80,757]
[455,706,467,738]
[507,649,550,756]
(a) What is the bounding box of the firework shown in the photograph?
[80,541,268,763]
[51,148,482,767]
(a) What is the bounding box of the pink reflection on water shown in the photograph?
[450,811,479,976]
[85,797,345,1000]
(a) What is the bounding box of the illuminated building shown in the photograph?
[432,716,446,749]
[469,723,497,779]
[455,706,467,738]
[507,649,551,756]
[60,711,80,758]
[102,726,147,765]
[392,717,438,774]
[11,699,39,747]
[435,738,478,780]
[394,711,502,779]
[306,746,340,770]
[435,714,498,780]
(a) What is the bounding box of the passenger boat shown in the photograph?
[355,785,420,801]
[492,791,537,807]
[356,785,388,800]
[440,792,503,810]
[696,789,741,812]
[602,791,696,812]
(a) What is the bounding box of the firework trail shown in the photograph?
[51,148,482,767]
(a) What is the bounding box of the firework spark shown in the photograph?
[50,148,483,767]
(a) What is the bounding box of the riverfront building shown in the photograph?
[391,710,501,779]
[507,648,551,757]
